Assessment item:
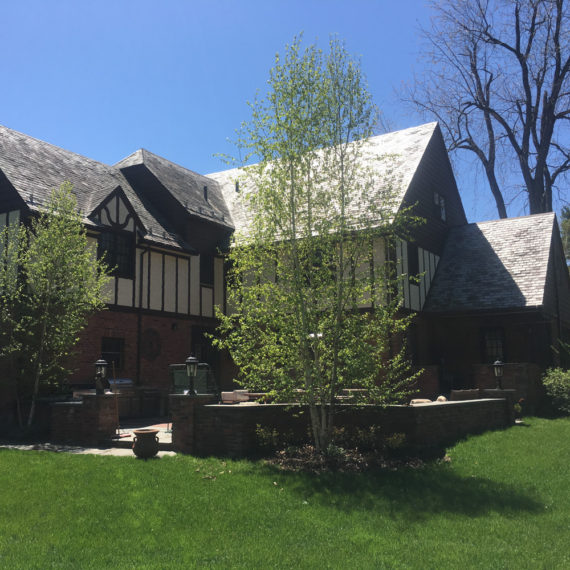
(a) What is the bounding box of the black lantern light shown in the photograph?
[493,359,504,389]
[94,359,108,395]
[185,355,199,395]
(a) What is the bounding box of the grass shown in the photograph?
[1,417,569,569]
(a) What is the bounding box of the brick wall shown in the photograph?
[70,309,205,391]
[471,363,543,411]
[413,365,440,399]
[170,396,512,458]
[51,394,118,446]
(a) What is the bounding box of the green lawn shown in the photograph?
[1,417,569,569]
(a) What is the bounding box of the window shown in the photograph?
[407,242,419,281]
[98,231,134,279]
[433,192,446,222]
[200,253,214,286]
[481,328,505,363]
[101,337,125,372]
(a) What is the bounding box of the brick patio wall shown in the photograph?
[169,395,512,458]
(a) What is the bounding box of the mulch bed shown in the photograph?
[265,444,441,473]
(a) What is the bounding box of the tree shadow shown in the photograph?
[253,463,543,521]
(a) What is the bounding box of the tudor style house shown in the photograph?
[1,122,569,406]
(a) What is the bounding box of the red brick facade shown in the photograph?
[70,308,219,391]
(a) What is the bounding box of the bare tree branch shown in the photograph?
[402,0,570,217]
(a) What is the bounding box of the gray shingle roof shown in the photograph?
[0,125,193,249]
[116,149,233,229]
[207,122,439,238]
[424,213,556,312]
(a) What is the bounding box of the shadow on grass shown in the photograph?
[252,463,543,521]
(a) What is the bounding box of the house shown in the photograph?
[1,121,568,408]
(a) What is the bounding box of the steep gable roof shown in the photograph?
[424,213,556,312]
[0,124,121,215]
[207,122,441,237]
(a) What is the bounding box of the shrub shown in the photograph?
[542,368,570,415]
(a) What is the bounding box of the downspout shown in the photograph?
[136,246,149,385]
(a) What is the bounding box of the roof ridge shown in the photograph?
[0,123,112,170]
[474,212,555,226]
[138,147,214,180]
[365,121,439,143]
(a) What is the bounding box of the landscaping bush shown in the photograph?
[542,368,570,415]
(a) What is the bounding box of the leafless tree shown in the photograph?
[405,0,570,217]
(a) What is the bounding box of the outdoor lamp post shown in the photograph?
[493,360,504,389]
[185,355,199,395]
[94,359,108,395]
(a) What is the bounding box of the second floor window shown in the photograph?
[200,253,214,286]
[98,231,134,279]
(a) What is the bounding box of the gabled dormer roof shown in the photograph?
[424,212,562,312]
[207,122,449,237]
[115,148,233,230]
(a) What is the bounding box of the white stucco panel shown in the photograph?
[149,251,163,310]
[201,286,214,318]
[177,257,189,314]
[164,255,176,312]
[190,255,200,315]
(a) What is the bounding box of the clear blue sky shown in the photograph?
[0,0,540,222]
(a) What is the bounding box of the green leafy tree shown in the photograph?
[214,37,419,452]
[0,183,111,427]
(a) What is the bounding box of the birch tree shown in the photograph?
[214,38,418,452]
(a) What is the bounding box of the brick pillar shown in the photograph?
[51,394,119,446]
[169,394,216,454]
[480,388,516,424]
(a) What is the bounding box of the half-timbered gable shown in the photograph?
[209,122,465,314]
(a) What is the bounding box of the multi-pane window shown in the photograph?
[101,337,125,372]
[482,328,505,363]
[98,231,134,279]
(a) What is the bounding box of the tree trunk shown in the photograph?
[27,315,48,428]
